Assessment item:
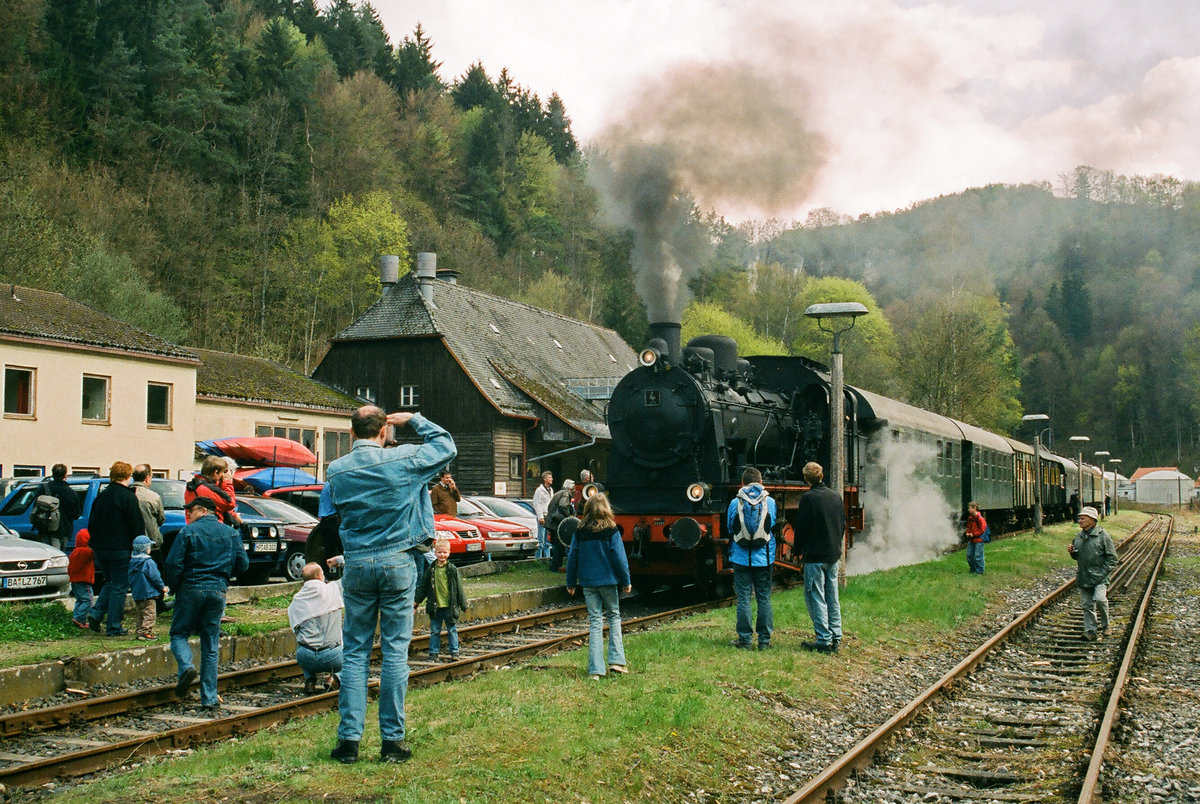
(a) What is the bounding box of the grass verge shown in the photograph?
[31,512,1152,804]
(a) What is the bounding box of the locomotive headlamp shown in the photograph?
[639,347,659,367]
[686,482,709,503]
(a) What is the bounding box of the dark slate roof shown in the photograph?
[194,348,359,411]
[333,275,637,435]
[0,284,197,361]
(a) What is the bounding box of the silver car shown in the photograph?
[0,523,70,602]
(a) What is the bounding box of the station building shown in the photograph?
[312,256,637,497]
[0,285,356,481]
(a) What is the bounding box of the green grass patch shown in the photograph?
[47,518,1162,804]
[0,601,79,642]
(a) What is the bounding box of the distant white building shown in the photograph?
[1131,467,1193,505]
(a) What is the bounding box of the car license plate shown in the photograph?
[467,543,482,551]
[3,575,47,589]
[254,542,278,552]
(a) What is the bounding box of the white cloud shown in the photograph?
[370,0,1200,217]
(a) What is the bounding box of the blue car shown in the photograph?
[0,477,283,584]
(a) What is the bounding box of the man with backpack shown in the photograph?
[796,462,845,654]
[726,467,777,651]
[32,464,81,551]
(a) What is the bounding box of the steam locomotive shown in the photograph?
[604,322,1104,594]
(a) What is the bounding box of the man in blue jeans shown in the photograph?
[323,406,456,765]
[87,461,144,637]
[796,461,845,654]
[164,496,248,710]
[726,467,777,650]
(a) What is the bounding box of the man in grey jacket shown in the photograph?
[1067,506,1118,641]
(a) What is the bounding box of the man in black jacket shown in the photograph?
[87,461,145,636]
[545,479,576,572]
[795,462,845,654]
[37,463,81,550]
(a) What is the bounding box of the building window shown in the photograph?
[3,366,35,417]
[13,465,44,477]
[399,385,419,407]
[509,453,522,479]
[71,466,100,477]
[81,375,110,423]
[147,382,172,427]
[257,425,318,457]
[324,429,353,475]
[356,386,375,403]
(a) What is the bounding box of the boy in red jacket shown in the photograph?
[68,529,94,628]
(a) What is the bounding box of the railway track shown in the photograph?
[784,513,1173,804]
[0,598,715,788]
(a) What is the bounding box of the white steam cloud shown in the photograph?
[848,435,960,576]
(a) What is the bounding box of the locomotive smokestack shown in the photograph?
[647,322,682,365]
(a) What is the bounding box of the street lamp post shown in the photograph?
[1022,414,1049,533]
[1109,459,1121,514]
[1094,451,1110,518]
[1069,435,1090,515]
[804,301,869,589]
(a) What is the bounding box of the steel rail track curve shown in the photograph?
[782,514,1172,804]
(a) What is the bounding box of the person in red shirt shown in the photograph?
[964,501,987,575]
[185,457,243,528]
[68,528,94,628]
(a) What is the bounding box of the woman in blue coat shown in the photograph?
[566,493,631,679]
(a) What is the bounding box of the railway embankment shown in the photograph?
[0,561,566,707]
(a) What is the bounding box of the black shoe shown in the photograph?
[87,617,102,634]
[801,640,836,653]
[303,678,318,695]
[175,666,198,698]
[106,628,129,637]
[331,739,359,764]
[758,642,772,651]
[200,704,220,716]
[380,740,411,763]
[832,638,841,651]
[729,640,752,650]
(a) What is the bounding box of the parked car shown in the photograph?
[469,496,539,537]
[431,517,488,565]
[0,477,283,585]
[236,495,317,582]
[0,521,70,602]
[262,484,324,519]
[449,498,537,560]
[0,478,28,502]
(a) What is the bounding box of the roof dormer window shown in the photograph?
[489,323,501,334]
[553,338,563,349]
[489,377,502,389]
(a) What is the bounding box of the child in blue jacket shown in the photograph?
[130,535,168,640]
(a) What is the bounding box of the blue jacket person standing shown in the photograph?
[164,496,248,709]
[324,407,456,764]
[796,462,845,653]
[726,467,777,650]
[566,493,631,678]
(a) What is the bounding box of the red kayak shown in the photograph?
[200,436,316,468]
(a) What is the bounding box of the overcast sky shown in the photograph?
[371,0,1200,220]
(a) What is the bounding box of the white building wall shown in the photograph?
[1135,478,1190,505]
[1,341,196,478]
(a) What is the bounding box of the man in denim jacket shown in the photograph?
[324,407,456,765]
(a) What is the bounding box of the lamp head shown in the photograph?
[1069,435,1090,444]
[1021,413,1049,422]
[804,302,869,320]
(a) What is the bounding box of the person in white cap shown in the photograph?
[1067,506,1117,641]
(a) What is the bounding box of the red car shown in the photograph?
[433,516,488,564]
[446,499,537,560]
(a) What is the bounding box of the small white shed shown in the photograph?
[1134,468,1193,504]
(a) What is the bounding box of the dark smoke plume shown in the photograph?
[592,59,827,322]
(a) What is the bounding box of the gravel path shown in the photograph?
[1104,526,1200,803]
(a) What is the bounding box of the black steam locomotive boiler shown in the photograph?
[605,322,863,595]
